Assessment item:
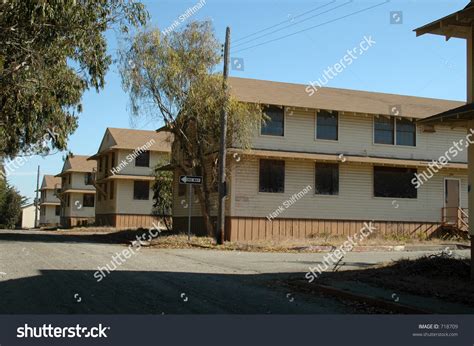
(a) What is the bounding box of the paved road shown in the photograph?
[0,230,470,314]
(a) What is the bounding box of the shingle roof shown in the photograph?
[106,128,172,152]
[58,155,96,176]
[41,175,61,190]
[228,77,464,119]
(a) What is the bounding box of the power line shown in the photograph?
[233,0,336,43]
[233,0,353,49]
[232,0,389,54]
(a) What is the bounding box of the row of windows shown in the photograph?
[261,106,416,147]
[40,206,61,216]
[65,194,95,208]
[96,181,150,201]
[259,159,417,199]
[99,151,150,175]
[61,173,94,187]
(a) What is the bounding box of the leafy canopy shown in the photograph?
[120,21,262,235]
[0,0,148,157]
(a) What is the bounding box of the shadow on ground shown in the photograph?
[0,269,356,314]
[0,229,156,245]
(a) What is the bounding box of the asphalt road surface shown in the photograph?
[0,230,469,314]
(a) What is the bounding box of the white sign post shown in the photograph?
[179,176,203,240]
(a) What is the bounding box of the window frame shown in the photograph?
[84,172,93,185]
[373,115,417,147]
[260,105,285,137]
[315,110,339,141]
[373,166,418,199]
[258,159,285,193]
[133,180,150,200]
[83,194,95,207]
[135,150,150,168]
[109,181,114,200]
[396,117,417,147]
[314,163,340,196]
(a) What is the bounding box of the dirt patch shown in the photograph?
[300,254,474,307]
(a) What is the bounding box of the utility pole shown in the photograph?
[217,27,230,244]
[34,165,40,228]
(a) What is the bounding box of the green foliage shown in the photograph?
[0,0,148,157]
[0,178,24,229]
[119,21,262,235]
[152,160,173,231]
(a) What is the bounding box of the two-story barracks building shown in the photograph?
[173,77,468,241]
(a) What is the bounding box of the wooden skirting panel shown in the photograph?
[60,217,95,228]
[173,216,441,241]
[227,217,441,241]
[96,213,164,229]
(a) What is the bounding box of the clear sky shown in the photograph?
[6,0,470,201]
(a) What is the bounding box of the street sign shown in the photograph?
[180,175,202,185]
[179,175,203,241]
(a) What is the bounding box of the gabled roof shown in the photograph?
[41,175,61,190]
[417,103,474,127]
[89,128,172,159]
[57,155,96,177]
[414,1,474,39]
[228,77,464,119]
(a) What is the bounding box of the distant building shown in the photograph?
[38,175,61,227]
[88,128,172,228]
[20,203,39,229]
[56,155,96,228]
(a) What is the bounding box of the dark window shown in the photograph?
[261,106,284,136]
[85,172,93,185]
[315,163,339,195]
[396,118,416,146]
[55,205,61,216]
[68,174,72,184]
[317,110,338,140]
[374,116,394,144]
[103,182,108,200]
[259,160,285,193]
[83,194,95,207]
[109,181,114,200]
[99,157,104,172]
[110,152,116,171]
[104,155,109,175]
[374,166,417,198]
[135,151,150,167]
[67,194,70,207]
[134,181,150,200]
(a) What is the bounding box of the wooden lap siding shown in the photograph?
[173,216,440,241]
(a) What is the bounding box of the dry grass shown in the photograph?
[317,254,474,307]
[41,227,469,252]
[147,232,469,253]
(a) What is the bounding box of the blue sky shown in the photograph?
[6,0,470,201]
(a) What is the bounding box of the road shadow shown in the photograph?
[0,229,158,245]
[0,269,351,314]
